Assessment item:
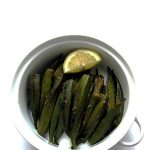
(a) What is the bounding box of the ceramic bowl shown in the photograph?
[12,35,136,150]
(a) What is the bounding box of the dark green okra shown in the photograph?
[83,75,94,110]
[79,94,107,143]
[61,79,74,135]
[37,94,57,136]
[77,80,94,137]
[27,75,34,109]
[49,93,62,143]
[72,78,94,145]
[114,75,125,126]
[88,107,120,145]
[106,67,116,111]
[37,65,64,136]
[40,69,54,113]
[29,74,41,128]
[69,78,80,135]
[51,64,64,96]
[70,74,92,149]
[79,75,104,133]
[104,71,125,137]
[54,115,64,145]
[27,76,33,109]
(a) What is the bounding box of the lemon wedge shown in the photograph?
[63,49,101,73]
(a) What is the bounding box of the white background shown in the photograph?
[0,0,149,149]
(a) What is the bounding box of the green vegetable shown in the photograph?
[88,107,119,145]
[54,115,64,145]
[51,64,64,96]
[29,74,41,128]
[69,78,80,135]
[83,75,94,110]
[27,76,32,109]
[49,93,62,143]
[37,94,57,136]
[114,74,125,126]
[40,69,54,113]
[37,64,64,136]
[106,67,116,111]
[79,94,107,143]
[27,75,34,109]
[61,79,74,135]
[70,74,92,149]
[27,55,125,149]
[79,75,104,134]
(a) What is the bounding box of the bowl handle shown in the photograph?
[119,117,144,147]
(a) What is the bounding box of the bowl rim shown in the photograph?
[11,35,136,150]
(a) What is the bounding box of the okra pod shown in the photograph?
[72,78,80,96]
[40,69,54,113]
[116,78,124,106]
[49,93,62,143]
[114,76,125,126]
[37,94,57,136]
[69,78,80,134]
[79,75,104,133]
[54,115,64,145]
[37,65,64,136]
[29,74,41,128]
[84,75,94,109]
[51,64,64,96]
[106,67,116,111]
[89,107,120,145]
[80,95,107,143]
[27,75,34,109]
[70,74,92,149]
[61,79,74,135]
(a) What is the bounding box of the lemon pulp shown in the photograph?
[63,49,101,73]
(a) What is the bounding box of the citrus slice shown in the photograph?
[63,49,101,73]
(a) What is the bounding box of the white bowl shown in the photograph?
[12,35,136,150]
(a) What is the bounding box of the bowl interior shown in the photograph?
[17,40,129,149]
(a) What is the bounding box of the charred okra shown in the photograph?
[49,93,63,143]
[79,75,104,134]
[61,79,74,135]
[40,69,54,113]
[113,73,125,126]
[28,74,41,128]
[54,115,64,145]
[106,67,116,111]
[37,65,64,136]
[88,107,120,145]
[79,94,107,143]
[70,74,92,149]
